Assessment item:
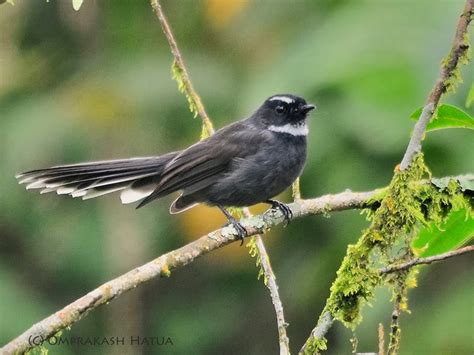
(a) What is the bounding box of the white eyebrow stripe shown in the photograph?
[268,123,308,136]
[269,96,295,104]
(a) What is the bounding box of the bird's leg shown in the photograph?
[217,205,247,246]
[266,199,293,226]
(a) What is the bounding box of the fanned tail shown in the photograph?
[16,152,179,204]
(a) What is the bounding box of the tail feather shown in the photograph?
[169,194,198,214]
[18,159,163,184]
[120,181,158,204]
[16,152,179,204]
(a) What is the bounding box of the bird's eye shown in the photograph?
[275,106,285,115]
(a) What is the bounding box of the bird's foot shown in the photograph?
[267,199,293,226]
[218,205,248,246]
[223,219,247,246]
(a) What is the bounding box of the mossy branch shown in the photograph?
[387,293,403,355]
[299,311,334,354]
[301,165,473,353]
[150,0,214,136]
[380,245,474,273]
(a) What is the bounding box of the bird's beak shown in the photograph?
[301,104,316,114]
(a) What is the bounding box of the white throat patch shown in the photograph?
[268,122,308,136]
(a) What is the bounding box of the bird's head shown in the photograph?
[251,94,316,136]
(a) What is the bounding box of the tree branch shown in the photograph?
[299,311,334,354]
[243,208,291,355]
[383,245,474,355]
[383,246,474,355]
[150,0,214,135]
[387,294,402,355]
[400,0,473,170]
[378,323,385,355]
[253,235,291,354]
[380,245,474,273]
[0,189,378,354]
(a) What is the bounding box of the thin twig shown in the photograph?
[387,295,402,355]
[378,323,385,355]
[243,210,291,355]
[152,2,290,351]
[400,0,473,170]
[380,245,474,273]
[254,235,291,354]
[150,0,214,135]
[382,245,474,355]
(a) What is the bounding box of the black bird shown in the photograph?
[16,94,316,242]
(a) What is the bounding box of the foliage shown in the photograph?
[410,104,474,131]
[412,208,474,256]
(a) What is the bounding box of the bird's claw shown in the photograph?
[268,200,293,226]
[224,220,247,246]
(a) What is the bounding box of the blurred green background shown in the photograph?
[1,0,473,354]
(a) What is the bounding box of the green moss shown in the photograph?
[200,124,211,139]
[442,31,471,94]
[171,60,198,119]
[25,345,49,355]
[303,336,328,354]
[171,60,214,138]
[25,331,64,355]
[324,154,472,330]
[160,264,171,278]
[325,155,429,327]
[247,236,267,284]
[326,239,380,327]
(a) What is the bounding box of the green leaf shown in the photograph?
[466,83,474,108]
[410,103,474,131]
[72,0,83,11]
[411,209,474,257]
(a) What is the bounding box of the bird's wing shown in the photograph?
[136,121,267,208]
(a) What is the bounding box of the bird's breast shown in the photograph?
[205,135,307,207]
